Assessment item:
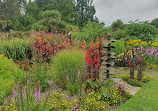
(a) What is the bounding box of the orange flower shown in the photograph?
[82,39,86,44]
[96,42,99,45]
[43,40,47,44]
[96,37,99,41]
[48,35,51,39]
[101,37,104,41]
[103,32,105,35]
[67,43,70,47]
[56,31,58,33]
[65,34,68,36]
[30,39,32,42]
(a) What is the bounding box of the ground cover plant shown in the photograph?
[0,54,25,105]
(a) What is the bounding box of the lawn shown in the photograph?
[114,77,158,111]
[111,69,158,78]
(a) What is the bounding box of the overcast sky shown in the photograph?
[93,0,158,26]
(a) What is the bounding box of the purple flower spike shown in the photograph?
[77,68,80,78]
[36,82,40,106]
[67,73,69,81]
[133,48,136,54]
[12,86,17,97]
[72,104,79,111]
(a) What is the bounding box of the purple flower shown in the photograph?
[72,94,75,99]
[77,68,80,78]
[67,73,69,81]
[12,86,17,97]
[52,104,56,108]
[133,48,136,54]
[72,104,79,111]
[23,89,25,97]
[36,83,40,105]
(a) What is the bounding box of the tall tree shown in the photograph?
[73,0,96,27]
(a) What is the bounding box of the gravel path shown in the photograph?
[112,78,141,96]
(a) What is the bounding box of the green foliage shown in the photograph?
[121,75,151,87]
[41,10,61,31]
[111,39,125,55]
[64,24,80,33]
[112,29,127,40]
[150,18,158,28]
[0,54,25,105]
[44,90,77,110]
[127,79,143,87]
[74,0,96,27]
[111,19,124,32]
[67,82,79,96]
[125,21,158,42]
[142,75,153,83]
[30,62,49,91]
[114,78,158,111]
[31,19,48,31]
[50,49,85,89]
[146,63,158,69]
[79,91,110,111]
[72,22,107,42]
[99,80,125,105]
[0,39,31,61]
[106,87,124,105]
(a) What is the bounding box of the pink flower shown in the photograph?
[36,82,40,106]
[12,86,17,97]
[77,68,80,77]
[67,73,69,81]
[72,104,79,111]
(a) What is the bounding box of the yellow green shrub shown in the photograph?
[0,54,25,105]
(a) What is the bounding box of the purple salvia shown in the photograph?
[140,44,143,52]
[144,49,148,55]
[23,89,25,97]
[77,68,80,78]
[15,79,19,89]
[133,48,136,54]
[72,94,75,99]
[72,104,79,111]
[67,73,69,81]
[52,104,56,108]
[36,81,40,106]
[12,85,17,97]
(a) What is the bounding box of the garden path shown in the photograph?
[112,78,141,96]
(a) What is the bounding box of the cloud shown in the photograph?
[93,0,158,26]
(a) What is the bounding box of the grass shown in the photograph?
[114,77,158,111]
[111,69,158,78]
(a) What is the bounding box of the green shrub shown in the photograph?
[50,49,85,89]
[142,75,153,83]
[0,39,31,61]
[31,20,48,31]
[80,91,110,110]
[112,29,127,40]
[46,90,77,110]
[127,79,143,87]
[125,21,158,42]
[30,62,49,91]
[111,39,125,56]
[0,54,25,105]
[72,22,108,42]
[111,19,124,32]
[106,87,124,105]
